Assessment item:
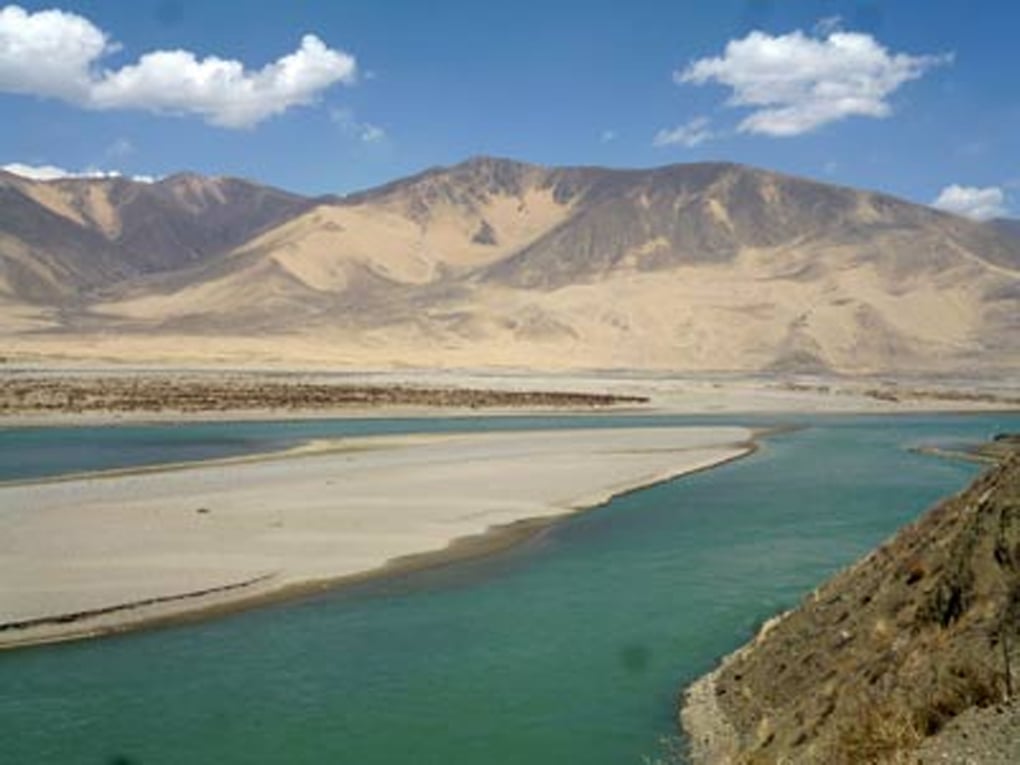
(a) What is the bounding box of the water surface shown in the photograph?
[1,412,1016,764]
[0,413,731,482]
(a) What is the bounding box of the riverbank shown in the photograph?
[680,438,1020,763]
[0,425,753,649]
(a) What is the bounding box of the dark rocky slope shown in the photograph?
[681,438,1020,763]
[0,170,314,302]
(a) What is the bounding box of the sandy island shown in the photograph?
[0,425,752,648]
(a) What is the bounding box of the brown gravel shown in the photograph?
[917,698,1020,764]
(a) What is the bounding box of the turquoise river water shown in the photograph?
[1,411,1018,764]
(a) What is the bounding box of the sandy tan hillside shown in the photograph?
[1,158,1018,373]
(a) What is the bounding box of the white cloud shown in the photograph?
[600,129,617,144]
[359,123,385,143]
[931,185,1008,221]
[0,5,107,102]
[3,162,113,181]
[0,5,357,128]
[653,116,713,148]
[2,162,156,183]
[676,28,951,136]
[105,137,135,159]
[330,107,386,143]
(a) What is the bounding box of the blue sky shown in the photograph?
[0,1,1016,218]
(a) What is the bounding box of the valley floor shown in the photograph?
[2,366,1016,651]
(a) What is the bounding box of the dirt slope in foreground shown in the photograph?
[681,438,1020,764]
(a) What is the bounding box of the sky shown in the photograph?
[0,0,1016,219]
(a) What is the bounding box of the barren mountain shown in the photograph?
[2,158,1018,373]
[0,170,313,302]
[992,218,1020,254]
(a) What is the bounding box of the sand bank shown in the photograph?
[0,426,752,648]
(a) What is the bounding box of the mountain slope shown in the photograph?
[2,158,1018,373]
[231,157,582,288]
[0,176,134,303]
[108,173,316,273]
[991,219,1020,263]
[0,170,315,304]
[681,441,1020,764]
[480,162,1019,289]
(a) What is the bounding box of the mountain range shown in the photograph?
[1,157,1018,373]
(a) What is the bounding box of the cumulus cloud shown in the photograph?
[2,162,156,183]
[931,185,1008,221]
[653,116,713,148]
[0,5,357,128]
[676,28,951,136]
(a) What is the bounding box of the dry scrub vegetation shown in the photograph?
[684,438,1020,764]
[0,374,647,414]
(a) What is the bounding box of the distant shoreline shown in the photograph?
[2,368,1017,429]
[0,372,648,419]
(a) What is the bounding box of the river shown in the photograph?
[1,412,1016,764]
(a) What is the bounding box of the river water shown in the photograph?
[1,412,1017,764]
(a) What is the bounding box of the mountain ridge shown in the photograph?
[1,158,1017,373]
[0,170,317,300]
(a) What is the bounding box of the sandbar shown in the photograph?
[0,425,752,648]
